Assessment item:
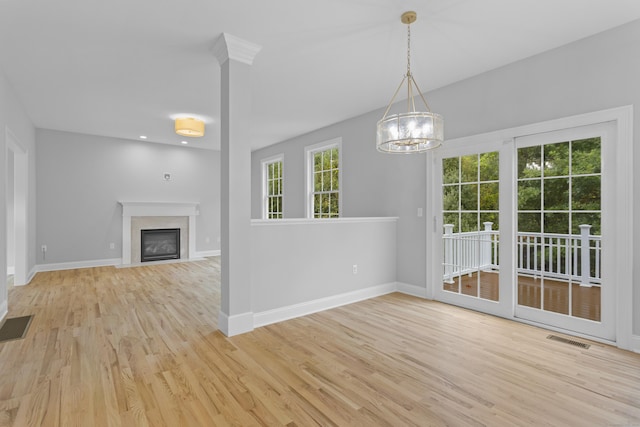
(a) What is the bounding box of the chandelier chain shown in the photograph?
[407,23,411,76]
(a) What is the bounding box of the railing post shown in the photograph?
[482,222,493,270]
[444,224,455,283]
[579,224,592,287]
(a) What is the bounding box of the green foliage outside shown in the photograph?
[517,138,601,235]
[442,138,601,236]
[313,147,339,218]
[443,151,499,233]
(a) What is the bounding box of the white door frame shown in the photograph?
[5,127,28,286]
[428,138,515,319]
[513,122,616,340]
[426,106,634,349]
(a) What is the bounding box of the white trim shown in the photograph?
[396,282,428,298]
[211,33,262,66]
[7,266,15,275]
[218,311,254,337]
[251,216,398,226]
[37,258,121,272]
[304,137,342,218]
[119,202,199,265]
[0,300,7,322]
[5,127,29,287]
[260,153,284,219]
[253,282,396,328]
[26,268,36,284]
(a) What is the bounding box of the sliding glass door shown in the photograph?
[514,123,614,340]
[431,121,615,341]
[433,141,514,318]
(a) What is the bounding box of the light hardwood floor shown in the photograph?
[1,257,639,426]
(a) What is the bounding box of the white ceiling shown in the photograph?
[1,0,640,151]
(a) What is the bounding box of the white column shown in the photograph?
[212,34,261,336]
[443,224,455,283]
[481,222,493,270]
[579,224,592,287]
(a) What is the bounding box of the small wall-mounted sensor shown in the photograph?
[163,173,171,181]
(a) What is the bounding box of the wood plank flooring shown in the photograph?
[1,257,639,426]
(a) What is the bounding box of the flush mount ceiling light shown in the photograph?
[376,11,444,154]
[175,117,205,137]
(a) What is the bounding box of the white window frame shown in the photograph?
[305,138,342,219]
[261,154,284,219]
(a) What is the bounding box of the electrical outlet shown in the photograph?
[109,242,115,249]
[352,264,358,274]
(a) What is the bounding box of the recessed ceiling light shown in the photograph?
[139,135,148,139]
[181,141,188,145]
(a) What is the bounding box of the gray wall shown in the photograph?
[251,112,427,286]
[251,218,397,316]
[252,19,640,334]
[36,130,221,264]
[251,218,396,313]
[0,69,37,315]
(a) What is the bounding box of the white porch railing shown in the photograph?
[443,222,601,287]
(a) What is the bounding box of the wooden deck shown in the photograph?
[443,271,601,321]
[1,258,639,426]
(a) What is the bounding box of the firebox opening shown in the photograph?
[141,228,180,262]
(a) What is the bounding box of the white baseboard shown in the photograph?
[396,282,428,298]
[253,282,397,328]
[37,258,121,273]
[629,334,640,354]
[0,300,7,324]
[195,250,221,258]
[26,268,37,284]
[218,311,254,337]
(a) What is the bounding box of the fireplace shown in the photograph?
[141,228,180,262]
[119,202,198,265]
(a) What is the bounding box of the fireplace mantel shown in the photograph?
[119,201,199,265]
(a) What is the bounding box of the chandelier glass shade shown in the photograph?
[175,117,205,137]
[376,11,443,154]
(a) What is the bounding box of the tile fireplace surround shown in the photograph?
[119,202,199,265]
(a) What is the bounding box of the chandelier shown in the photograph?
[376,11,443,153]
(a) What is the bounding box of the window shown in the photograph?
[305,138,341,218]
[261,155,283,219]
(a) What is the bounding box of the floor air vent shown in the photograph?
[546,335,590,349]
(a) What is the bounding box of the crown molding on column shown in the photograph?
[211,33,262,66]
